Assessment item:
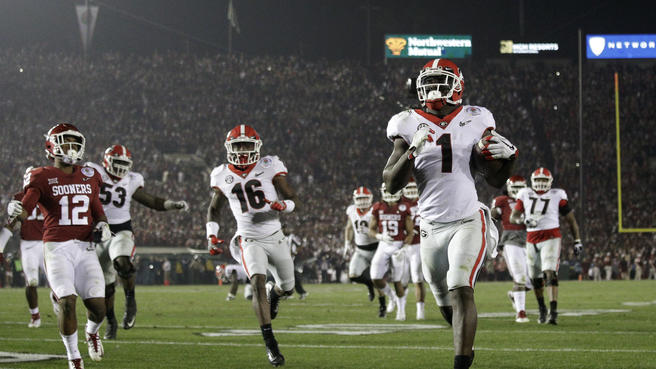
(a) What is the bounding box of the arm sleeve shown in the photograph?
[386,111,410,143]
[134,172,145,189]
[272,156,288,176]
[21,188,41,214]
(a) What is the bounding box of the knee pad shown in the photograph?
[113,259,136,279]
[105,283,116,299]
[547,276,559,287]
[532,278,544,289]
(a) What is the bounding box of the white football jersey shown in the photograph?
[387,106,496,222]
[84,162,144,225]
[346,204,378,246]
[515,187,568,231]
[210,155,287,238]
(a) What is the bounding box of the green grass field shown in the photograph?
[1,281,655,368]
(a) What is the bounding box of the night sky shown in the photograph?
[0,0,654,61]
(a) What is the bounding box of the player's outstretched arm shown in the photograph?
[271,175,301,212]
[206,189,227,255]
[132,188,189,211]
[343,220,354,257]
[565,210,583,255]
[383,138,415,194]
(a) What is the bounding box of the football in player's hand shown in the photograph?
[472,136,504,175]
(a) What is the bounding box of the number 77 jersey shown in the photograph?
[514,187,569,243]
[210,155,287,238]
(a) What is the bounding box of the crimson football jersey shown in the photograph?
[371,201,411,242]
[400,198,420,244]
[492,195,524,231]
[21,166,106,243]
[13,191,44,241]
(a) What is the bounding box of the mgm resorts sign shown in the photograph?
[385,34,472,59]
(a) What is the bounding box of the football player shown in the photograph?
[368,183,414,321]
[383,59,517,369]
[9,123,110,369]
[400,180,426,320]
[282,224,308,299]
[510,168,583,325]
[85,144,189,339]
[343,186,386,314]
[219,263,251,301]
[491,176,532,323]
[0,168,48,328]
[206,124,300,367]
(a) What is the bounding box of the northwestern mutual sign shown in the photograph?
[586,34,656,59]
[385,34,472,59]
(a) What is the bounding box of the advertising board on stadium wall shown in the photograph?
[587,34,656,59]
[499,40,559,55]
[385,34,472,59]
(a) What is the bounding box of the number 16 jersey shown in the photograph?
[210,155,287,238]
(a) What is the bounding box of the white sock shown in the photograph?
[61,331,81,360]
[86,319,104,335]
[512,291,526,312]
[416,302,424,314]
[397,294,407,314]
[29,307,39,315]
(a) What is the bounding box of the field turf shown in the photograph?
[1,280,655,368]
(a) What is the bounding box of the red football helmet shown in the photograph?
[416,58,464,110]
[225,125,262,166]
[531,168,553,192]
[402,180,419,200]
[506,175,527,199]
[353,186,373,209]
[381,182,401,203]
[44,123,85,164]
[103,145,133,179]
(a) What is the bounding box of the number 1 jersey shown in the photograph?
[85,162,145,225]
[210,155,287,238]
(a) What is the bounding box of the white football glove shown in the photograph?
[7,200,23,221]
[408,127,434,159]
[164,200,189,212]
[375,232,394,243]
[524,217,538,228]
[574,240,583,256]
[93,221,112,243]
[480,131,518,160]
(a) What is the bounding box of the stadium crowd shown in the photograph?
[0,47,654,284]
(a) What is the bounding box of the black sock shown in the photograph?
[550,300,557,313]
[106,307,116,321]
[125,289,135,299]
[454,354,473,369]
[378,296,386,307]
[261,324,275,344]
[537,296,546,308]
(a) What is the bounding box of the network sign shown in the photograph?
[385,34,472,59]
[587,34,656,59]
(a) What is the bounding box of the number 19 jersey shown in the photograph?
[386,106,495,222]
[210,155,287,238]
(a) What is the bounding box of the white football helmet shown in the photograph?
[531,168,553,192]
[353,186,373,209]
[381,182,401,203]
[402,181,419,200]
[506,175,527,199]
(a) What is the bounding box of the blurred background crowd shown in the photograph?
[0,48,654,285]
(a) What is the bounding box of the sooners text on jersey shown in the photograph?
[210,155,287,238]
[85,162,144,225]
[22,166,105,242]
[346,204,378,247]
[386,105,495,222]
[514,187,569,244]
[371,201,411,242]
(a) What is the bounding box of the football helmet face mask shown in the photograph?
[353,186,373,209]
[103,145,133,179]
[402,181,419,200]
[44,123,85,164]
[381,182,402,203]
[531,168,553,192]
[225,125,262,166]
[416,58,464,111]
[506,175,527,199]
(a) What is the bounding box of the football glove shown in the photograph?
[205,221,224,255]
[164,200,189,212]
[7,200,23,221]
[573,239,583,256]
[266,199,295,213]
[479,131,518,160]
[375,232,394,243]
[408,127,434,160]
[524,217,538,228]
[92,221,112,243]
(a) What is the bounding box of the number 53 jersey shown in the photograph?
[386,106,495,223]
[84,162,145,225]
[210,155,287,238]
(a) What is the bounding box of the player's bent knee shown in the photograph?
[26,279,38,287]
[113,258,136,279]
[547,276,559,287]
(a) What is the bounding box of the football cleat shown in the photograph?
[28,313,41,328]
[515,310,529,323]
[395,310,406,321]
[507,290,515,311]
[85,332,104,361]
[299,292,308,300]
[265,340,285,367]
[538,305,548,324]
[267,282,280,320]
[68,358,84,369]
[123,296,137,329]
[226,293,236,301]
[548,311,558,325]
[104,317,118,340]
